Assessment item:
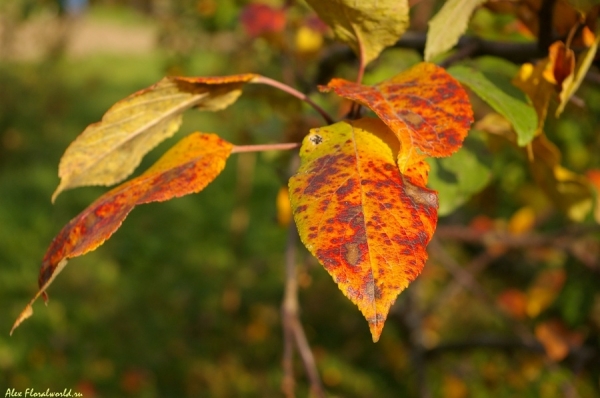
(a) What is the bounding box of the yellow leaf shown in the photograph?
[305,0,409,65]
[53,74,256,201]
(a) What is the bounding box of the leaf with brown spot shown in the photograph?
[320,63,473,170]
[11,133,233,335]
[52,74,257,202]
[288,118,438,342]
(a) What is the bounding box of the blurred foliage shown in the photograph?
[1,1,599,397]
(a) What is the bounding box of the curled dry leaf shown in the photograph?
[555,31,600,117]
[11,133,233,335]
[289,118,438,341]
[321,63,473,170]
[52,74,257,202]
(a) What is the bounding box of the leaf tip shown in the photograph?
[10,304,34,336]
[369,321,383,343]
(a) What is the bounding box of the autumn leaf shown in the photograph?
[535,319,584,361]
[544,41,575,90]
[289,118,438,342]
[321,63,473,169]
[11,133,233,335]
[52,74,257,202]
[305,0,409,66]
[512,60,555,137]
[556,31,600,117]
[424,0,486,61]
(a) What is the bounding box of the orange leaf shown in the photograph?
[289,118,438,341]
[543,41,575,89]
[11,133,233,335]
[320,63,473,169]
[535,319,584,361]
[53,74,256,201]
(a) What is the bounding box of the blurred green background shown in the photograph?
[1,1,599,397]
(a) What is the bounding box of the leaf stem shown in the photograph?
[252,76,334,125]
[348,31,367,119]
[231,142,300,154]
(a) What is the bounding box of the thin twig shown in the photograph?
[292,316,324,398]
[282,223,299,398]
[281,214,325,397]
[232,142,300,154]
[253,76,334,125]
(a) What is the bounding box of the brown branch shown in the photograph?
[538,0,557,53]
[281,224,297,398]
[281,215,325,398]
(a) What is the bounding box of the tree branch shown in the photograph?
[281,203,325,397]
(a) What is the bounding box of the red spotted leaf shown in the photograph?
[289,118,438,342]
[320,62,473,169]
[11,133,233,335]
[53,74,257,202]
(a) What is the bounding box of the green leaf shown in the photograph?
[424,0,486,62]
[426,132,491,216]
[305,0,409,65]
[449,65,537,146]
